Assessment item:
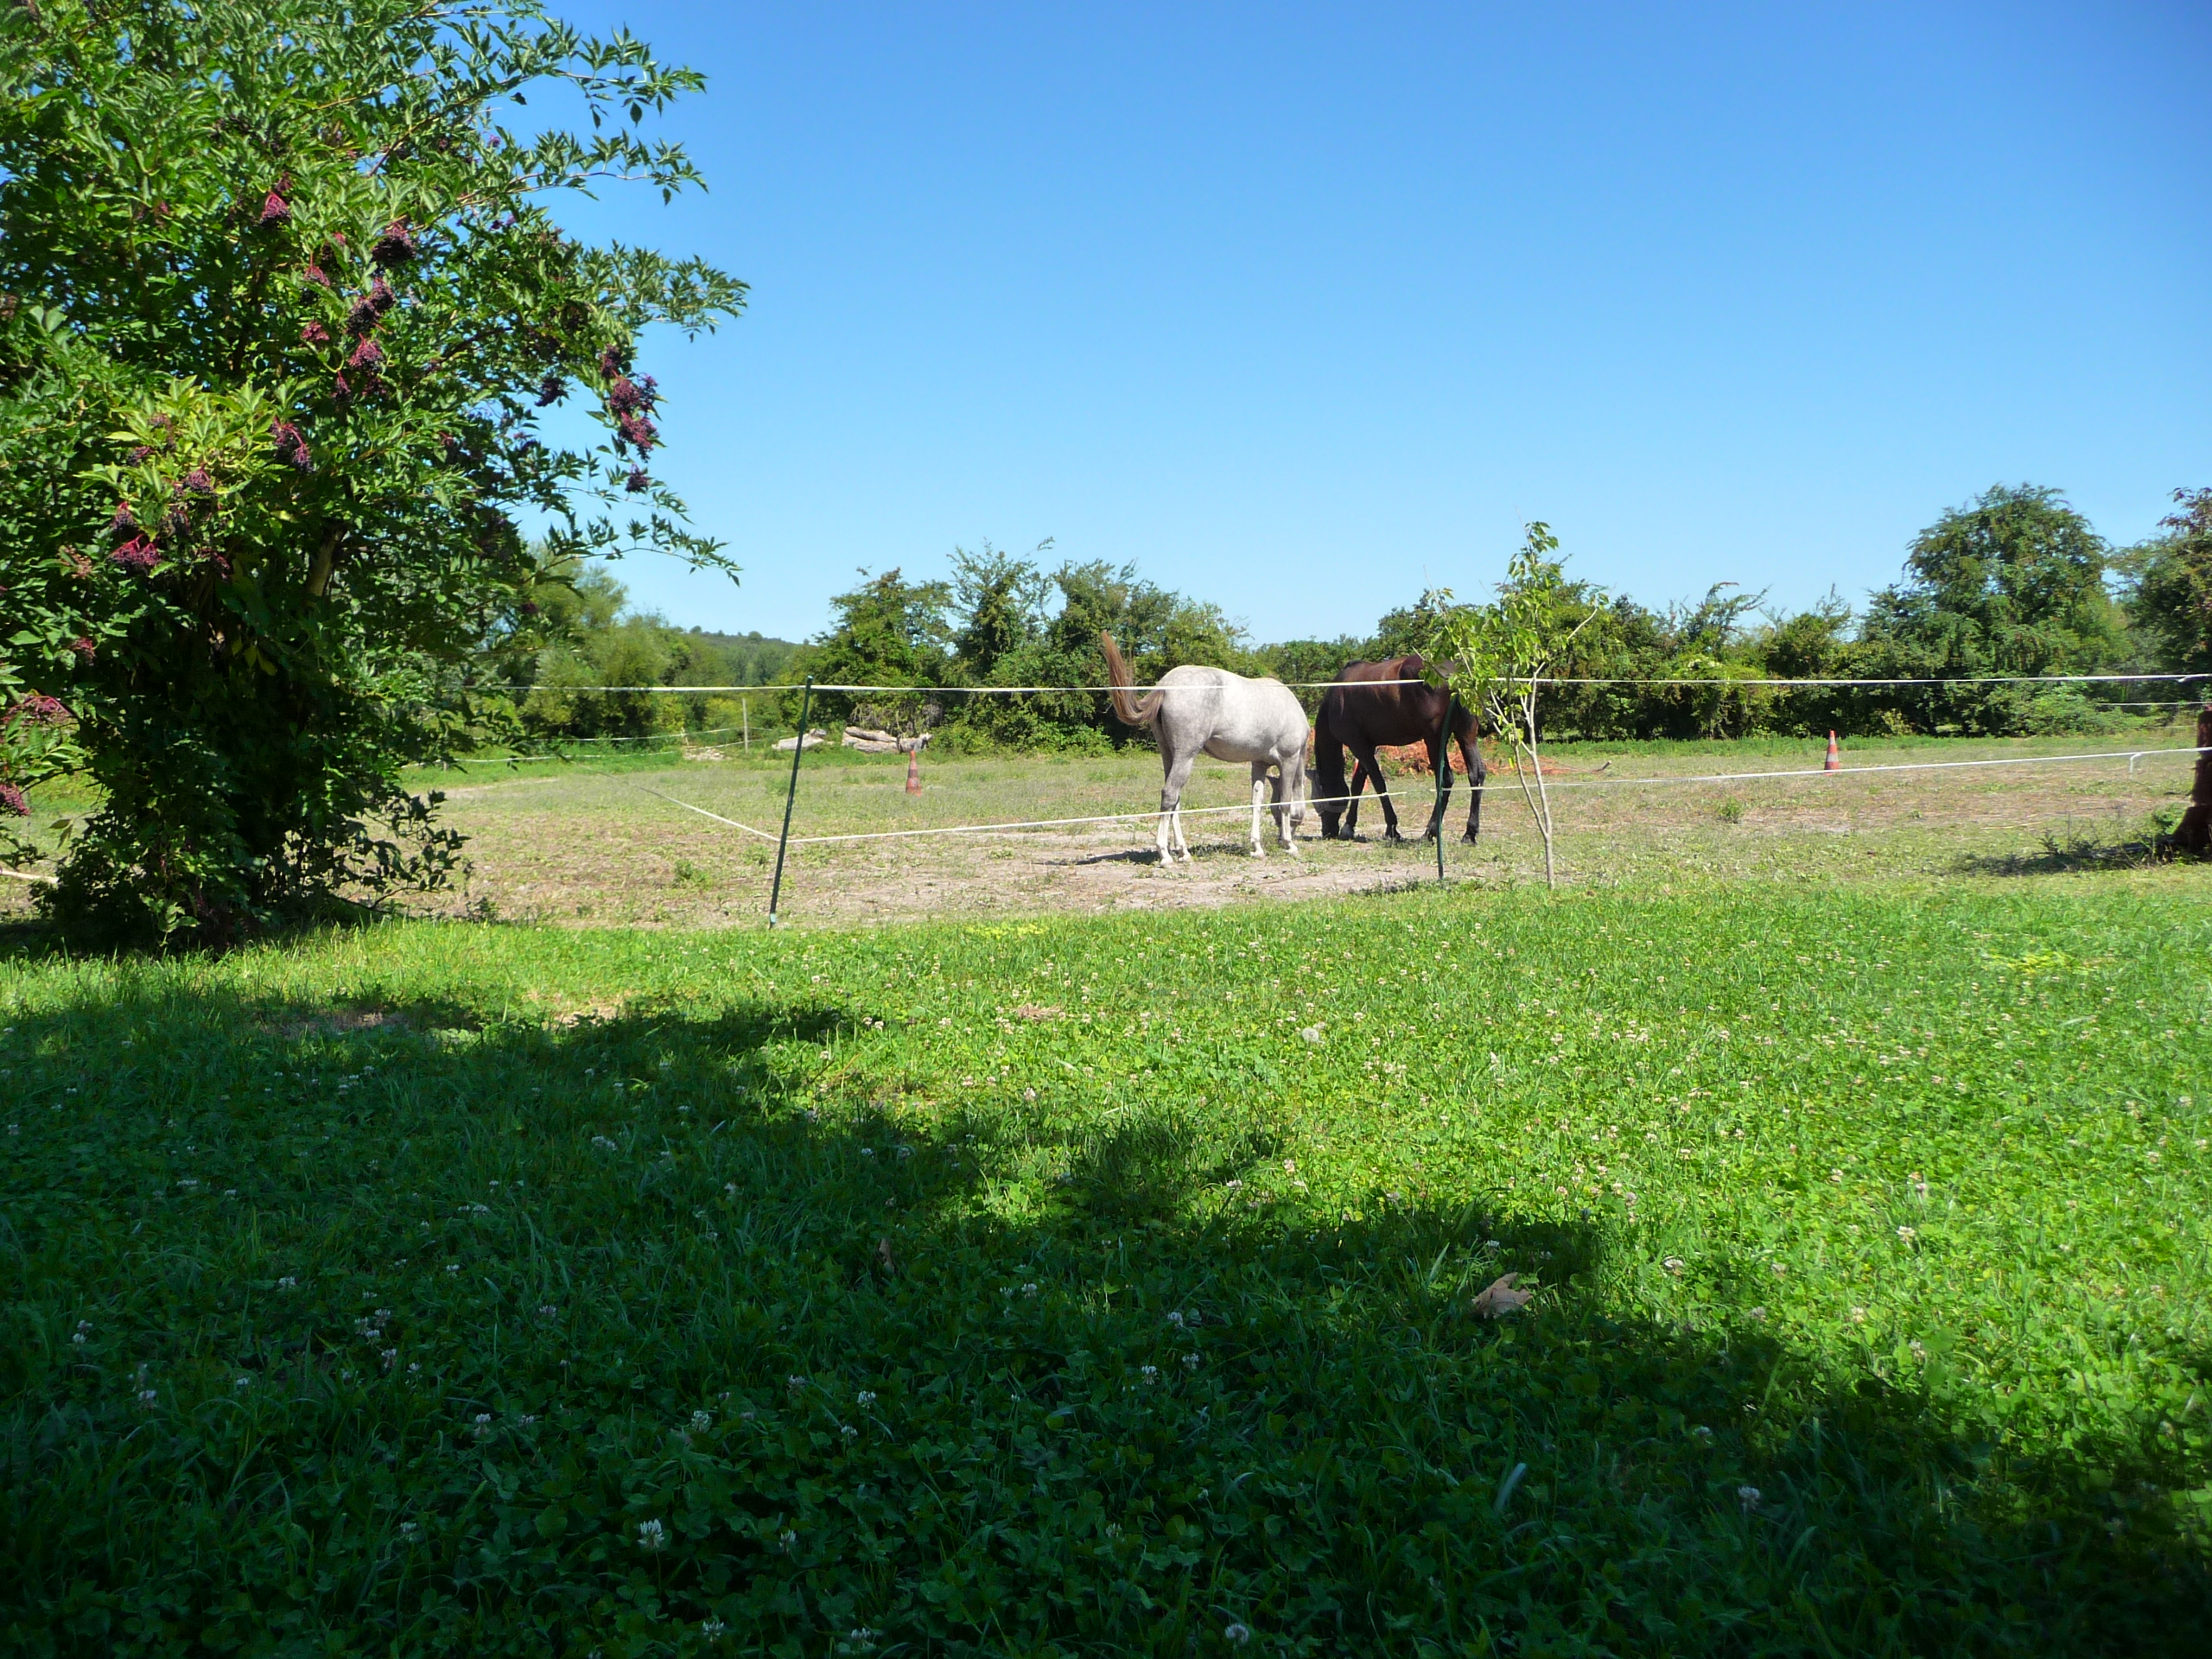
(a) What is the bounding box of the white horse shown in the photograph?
[1101,633,1309,862]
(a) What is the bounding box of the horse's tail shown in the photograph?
[1312,696,1350,811]
[1099,633,1162,727]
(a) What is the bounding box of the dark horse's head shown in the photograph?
[1310,687,1355,840]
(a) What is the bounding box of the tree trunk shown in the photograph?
[2174,704,2212,855]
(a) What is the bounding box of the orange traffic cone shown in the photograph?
[906,745,923,795]
[1823,731,1840,772]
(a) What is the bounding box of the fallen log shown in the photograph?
[842,727,931,755]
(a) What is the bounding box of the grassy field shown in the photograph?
[3,867,2210,1654]
[9,729,2201,931]
[339,731,2212,927]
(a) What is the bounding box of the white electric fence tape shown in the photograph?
[637,745,2210,850]
[490,671,2212,696]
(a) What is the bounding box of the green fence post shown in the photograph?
[767,677,812,928]
[1434,694,1451,887]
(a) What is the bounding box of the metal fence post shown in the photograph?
[1434,694,1451,887]
[767,677,812,927]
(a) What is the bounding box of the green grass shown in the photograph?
[3,880,2209,1655]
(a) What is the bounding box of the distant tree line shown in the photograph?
[471,550,798,747]
[486,482,2212,751]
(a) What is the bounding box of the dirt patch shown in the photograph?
[12,737,2201,933]
[401,738,2207,930]
[264,1006,417,1040]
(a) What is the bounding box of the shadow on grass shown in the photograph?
[1955,824,2171,877]
[1,981,2205,1657]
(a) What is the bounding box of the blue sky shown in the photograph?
[539,2,2211,645]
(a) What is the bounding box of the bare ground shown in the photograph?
[394,736,2209,929]
[5,734,2201,930]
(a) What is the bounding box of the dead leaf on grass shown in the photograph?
[875,1237,898,1275]
[1014,1003,1063,1022]
[1471,1273,1534,1319]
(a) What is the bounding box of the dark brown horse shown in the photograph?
[1312,656,1485,842]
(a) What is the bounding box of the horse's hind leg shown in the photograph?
[1273,763,1301,856]
[1459,722,1486,843]
[1159,747,1198,864]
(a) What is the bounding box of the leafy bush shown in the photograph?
[0,0,742,943]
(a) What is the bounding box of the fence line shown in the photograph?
[634,744,2209,852]
[478,671,2212,697]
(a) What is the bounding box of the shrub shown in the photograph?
[0,0,742,944]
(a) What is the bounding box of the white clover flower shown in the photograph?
[1737,1485,1761,1512]
[234,1375,252,1389]
[702,1618,727,1638]
[841,1424,858,1440]
[1140,1365,1158,1382]
[591,1135,617,1152]
[1167,1312,1185,1328]
[1182,1352,1201,1370]
[1897,1225,1917,1242]
[276,1276,298,1289]
[690,1410,712,1433]
[856,1391,876,1407]
[1747,1306,1767,1321]
[1225,1624,1252,1644]
[637,1518,667,1551]
[137,1389,157,1404]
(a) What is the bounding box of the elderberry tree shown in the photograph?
[0,0,744,944]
